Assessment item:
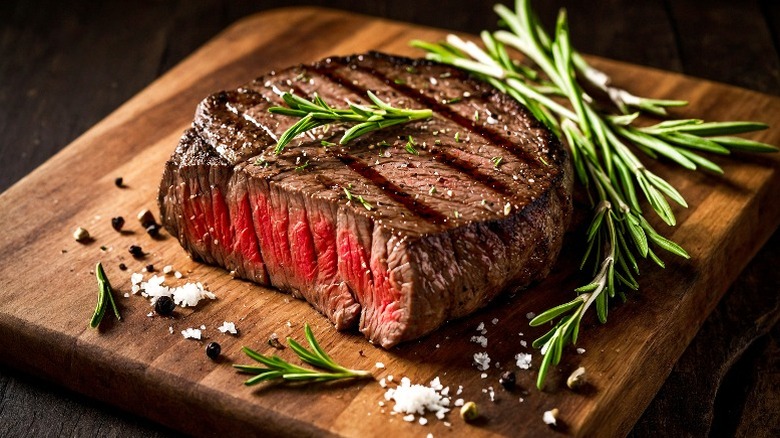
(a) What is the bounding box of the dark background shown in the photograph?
[1,0,778,436]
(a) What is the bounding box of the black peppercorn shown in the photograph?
[146,223,160,238]
[206,342,221,360]
[118,263,127,271]
[129,245,144,258]
[111,216,125,232]
[114,177,124,188]
[146,264,155,272]
[154,296,175,316]
[499,371,516,390]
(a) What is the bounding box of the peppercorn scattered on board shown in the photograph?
[0,8,778,437]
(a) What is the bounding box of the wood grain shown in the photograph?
[0,7,778,437]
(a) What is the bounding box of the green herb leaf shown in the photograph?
[89,262,121,328]
[233,323,373,385]
[270,92,432,154]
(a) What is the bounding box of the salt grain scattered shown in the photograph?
[526,312,536,320]
[577,348,586,355]
[403,414,415,422]
[520,340,528,348]
[218,321,238,335]
[123,293,130,298]
[163,265,173,274]
[174,271,183,279]
[543,408,559,426]
[168,326,174,335]
[515,353,533,370]
[454,398,464,407]
[473,352,491,371]
[376,362,386,369]
[470,335,488,348]
[181,327,202,340]
[419,417,428,425]
[480,373,488,379]
[384,377,451,422]
[491,318,499,325]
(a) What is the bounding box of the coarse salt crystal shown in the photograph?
[491,318,499,325]
[147,312,154,317]
[577,348,586,355]
[456,385,463,395]
[131,273,144,285]
[168,326,174,335]
[488,386,495,402]
[515,352,532,370]
[218,321,238,335]
[520,340,528,347]
[375,362,385,369]
[526,312,536,320]
[384,377,451,420]
[419,417,428,425]
[543,409,558,426]
[200,325,206,330]
[480,373,488,379]
[476,322,485,332]
[181,328,202,340]
[378,401,385,407]
[123,293,130,298]
[470,335,488,348]
[403,414,415,422]
[163,265,173,274]
[473,352,490,371]
[454,398,464,407]
[387,375,394,382]
[444,421,452,427]
[379,378,387,388]
[174,271,183,279]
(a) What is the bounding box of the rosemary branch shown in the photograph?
[233,324,373,385]
[413,0,776,389]
[269,91,432,154]
[89,262,121,328]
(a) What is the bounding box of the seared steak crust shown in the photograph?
[159,52,572,347]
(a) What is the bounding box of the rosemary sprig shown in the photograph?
[413,0,776,389]
[269,91,432,154]
[233,324,373,384]
[89,262,121,328]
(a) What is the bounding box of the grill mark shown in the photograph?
[309,63,523,199]
[430,149,515,198]
[333,152,448,224]
[353,63,539,164]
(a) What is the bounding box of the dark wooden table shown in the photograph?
[1,1,778,436]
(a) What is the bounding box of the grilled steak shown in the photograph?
[159,52,572,347]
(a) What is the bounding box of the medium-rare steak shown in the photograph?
[158,52,572,347]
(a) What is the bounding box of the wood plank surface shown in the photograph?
[0,6,778,437]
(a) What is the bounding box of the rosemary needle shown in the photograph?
[269,91,432,154]
[233,324,373,385]
[89,262,121,328]
[413,0,776,389]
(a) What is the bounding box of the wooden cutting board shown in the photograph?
[0,7,778,437]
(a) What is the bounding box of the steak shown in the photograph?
[158,52,572,347]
